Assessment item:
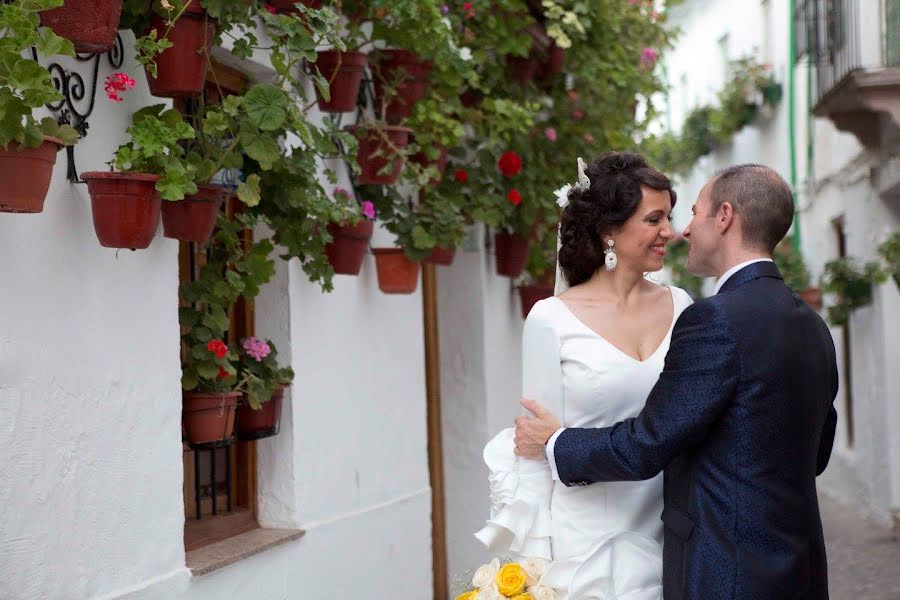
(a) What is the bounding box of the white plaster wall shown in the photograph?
[0,40,188,599]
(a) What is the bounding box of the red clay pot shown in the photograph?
[312,50,368,113]
[424,247,455,266]
[326,220,373,275]
[0,137,63,214]
[507,54,539,85]
[495,232,529,278]
[183,391,240,445]
[519,284,554,319]
[373,248,420,294]
[346,125,412,185]
[40,0,123,53]
[236,385,286,440]
[161,184,227,243]
[537,44,565,82]
[81,171,161,249]
[145,1,215,98]
[799,287,824,311]
[371,49,433,123]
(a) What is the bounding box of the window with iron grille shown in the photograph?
[886,0,900,67]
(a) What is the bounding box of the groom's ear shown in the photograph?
[716,201,736,234]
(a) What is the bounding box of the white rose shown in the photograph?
[531,585,559,600]
[520,557,546,587]
[471,558,500,589]
[476,583,503,600]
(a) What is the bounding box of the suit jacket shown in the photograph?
[553,261,839,600]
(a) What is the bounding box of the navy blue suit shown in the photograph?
[553,261,839,599]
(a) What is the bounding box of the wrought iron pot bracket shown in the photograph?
[29,33,125,182]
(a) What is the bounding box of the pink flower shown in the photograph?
[242,337,271,362]
[334,187,352,199]
[544,127,557,142]
[640,47,659,68]
[104,72,136,103]
[361,201,376,220]
[572,110,584,121]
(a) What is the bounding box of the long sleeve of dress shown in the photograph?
[474,300,563,561]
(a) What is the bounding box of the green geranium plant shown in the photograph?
[820,257,888,326]
[236,337,294,409]
[0,0,80,148]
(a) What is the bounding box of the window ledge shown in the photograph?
[187,528,305,577]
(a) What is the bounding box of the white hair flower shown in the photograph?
[554,184,572,209]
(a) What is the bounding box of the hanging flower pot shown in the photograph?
[507,54,539,85]
[519,284,554,319]
[371,49,433,123]
[81,171,161,250]
[495,232,529,278]
[0,136,63,214]
[39,0,123,53]
[312,50,368,113]
[145,0,215,98]
[424,246,456,266]
[799,287,823,312]
[235,384,287,441]
[346,124,412,185]
[183,391,241,445]
[537,44,565,83]
[325,220,373,275]
[160,184,227,243]
[373,248,420,294]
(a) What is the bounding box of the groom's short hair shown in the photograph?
[709,164,794,253]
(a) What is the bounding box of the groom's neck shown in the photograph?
[714,248,773,281]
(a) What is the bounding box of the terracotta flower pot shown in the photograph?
[507,54,539,85]
[424,246,455,266]
[537,44,565,83]
[40,0,123,53]
[312,50,368,113]
[326,220,373,275]
[371,49,433,123]
[81,171,161,249]
[161,184,227,243]
[236,385,286,441]
[495,232,529,278]
[346,125,412,185]
[145,1,215,98]
[799,287,823,311]
[519,284,554,319]
[183,391,241,445]
[373,248,420,294]
[0,136,63,214]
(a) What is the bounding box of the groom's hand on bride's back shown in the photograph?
[514,398,561,459]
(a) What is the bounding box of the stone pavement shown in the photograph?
[820,493,900,600]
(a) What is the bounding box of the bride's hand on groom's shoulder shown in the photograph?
[514,399,561,460]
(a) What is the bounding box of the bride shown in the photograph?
[474,152,693,599]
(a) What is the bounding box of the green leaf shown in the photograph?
[197,361,220,380]
[244,84,289,131]
[240,126,279,170]
[181,368,199,391]
[236,174,261,207]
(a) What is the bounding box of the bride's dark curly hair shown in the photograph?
[558,151,676,287]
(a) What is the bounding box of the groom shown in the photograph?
[515,164,838,599]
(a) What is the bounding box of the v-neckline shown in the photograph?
[552,287,677,364]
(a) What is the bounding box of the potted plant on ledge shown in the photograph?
[235,337,294,441]
[0,0,80,214]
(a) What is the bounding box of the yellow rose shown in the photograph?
[511,595,534,600]
[456,591,479,600]
[496,563,527,597]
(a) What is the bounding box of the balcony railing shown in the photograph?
[797,0,864,106]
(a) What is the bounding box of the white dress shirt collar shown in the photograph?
[713,258,774,295]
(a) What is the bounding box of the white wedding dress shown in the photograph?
[475,285,693,599]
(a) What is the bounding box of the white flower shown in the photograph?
[442,16,453,30]
[520,557,546,586]
[160,0,173,8]
[554,184,572,208]
[476,583,503,600]
[531,585,559,600]
[458,46,473,61]
[472,558,501,589]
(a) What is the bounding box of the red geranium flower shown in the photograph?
[507,189,522,206]
[498,151,522,178]
[207,339,228,358]
[454,169,469,184]
[217,366,230,380]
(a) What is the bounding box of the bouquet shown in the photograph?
[454,557,558,600]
